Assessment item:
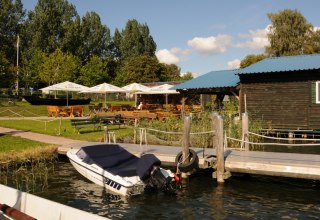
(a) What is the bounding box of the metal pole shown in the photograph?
[16,35,19,95]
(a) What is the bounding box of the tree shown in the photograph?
[23,0,78,54]
[114,54,161,86]
[240,54,267,68]
[0,0,25,63]
[266,9,313,56]
[39,49,79,84]
[110,28,122,60]
[181,72,194,81]
[119,19,156,60]
[78,55,109,87]
[21,49,46,90]
[77,12,111,63]
[0,51,15,88]
[304,29,320,54]
[159,63,181,82]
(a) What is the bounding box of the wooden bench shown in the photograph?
[98,115,124,129]
[70,118,101,133]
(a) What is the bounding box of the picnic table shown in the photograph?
[47,105,84,117]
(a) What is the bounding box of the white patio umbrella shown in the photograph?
[80,82,128,107]
[122,82,149,92]
[122,83,149,105]
[40,81,89,106]
[135,84,180,104]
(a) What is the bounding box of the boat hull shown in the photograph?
[67,149,145,196]
[23,96,91,106]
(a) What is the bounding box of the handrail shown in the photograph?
[0,203,36,220]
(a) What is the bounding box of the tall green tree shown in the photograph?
[266,9,313,56]
[119,19,156,60]
[40,48,79,85]
[77,12,111,63]
[21,49,46,90]
[110,28,122,60]
[77,55,109,87]
[0,51,15,88]
[114,54,161,86]
[0,0,25,62]
[23,0,78,55]
[0,0,24,90]
[159,63,181,82]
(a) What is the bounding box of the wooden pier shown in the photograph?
[58,142,320,181]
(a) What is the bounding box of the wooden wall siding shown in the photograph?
[241,81,312,129]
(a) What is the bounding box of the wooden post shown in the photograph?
[181,116,191,178]
[242,112,249,151]
[216,115,225,183]
[212,111,219,148]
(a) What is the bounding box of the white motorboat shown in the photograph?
[67,144,180,197]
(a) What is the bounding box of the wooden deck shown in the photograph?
[58,142,320,180]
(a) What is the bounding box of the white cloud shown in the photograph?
[170,47,192,56]
[236,25,270,50]
[187,35,232,54]
[156,49,180,65]
[227,59,241,69]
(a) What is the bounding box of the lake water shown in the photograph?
[2,157,320,219]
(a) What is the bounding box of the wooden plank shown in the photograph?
[225,150,320,180]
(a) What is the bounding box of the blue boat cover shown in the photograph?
[76,144,139,177]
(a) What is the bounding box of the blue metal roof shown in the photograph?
[172,69,239,90]
[238,54,320,74]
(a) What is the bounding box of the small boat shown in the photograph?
[67,144,180,196]
[23,95,91,106]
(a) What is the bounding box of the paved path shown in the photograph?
[0,126,214,168]
[0,126,85,145]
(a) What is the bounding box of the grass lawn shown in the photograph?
[0,134,49,151]
[0,100,135,142]
[0,119,134,142]
[0,134,57,166]
[0,100,136,167]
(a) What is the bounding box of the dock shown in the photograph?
[58,142,320,180]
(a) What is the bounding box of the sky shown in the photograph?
[22,0,320,77]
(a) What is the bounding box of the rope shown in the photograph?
[227,136,320,146]
[249,131,320,142]
[145,127,215,135]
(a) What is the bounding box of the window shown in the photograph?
[316,81,320,104]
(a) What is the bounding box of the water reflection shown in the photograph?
[2,161,320,219]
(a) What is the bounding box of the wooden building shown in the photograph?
[238,54,320,130]
[174,54,320,130]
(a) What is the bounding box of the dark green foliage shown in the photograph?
[1,1,182,92]
[266,9,313,56]
[240,54,267,68]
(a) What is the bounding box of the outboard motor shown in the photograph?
[136,154,180,194]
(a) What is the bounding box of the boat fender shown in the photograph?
[175,149,199,173]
